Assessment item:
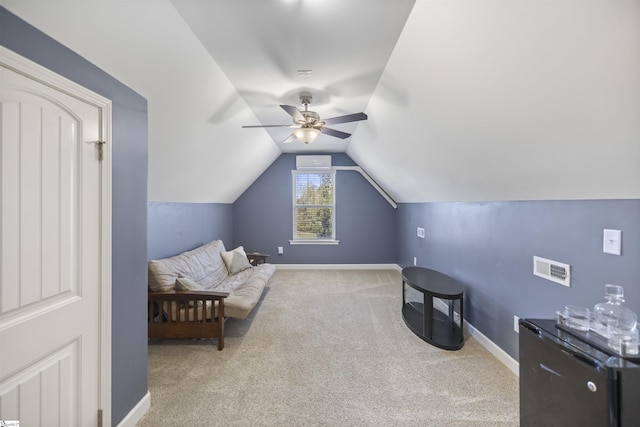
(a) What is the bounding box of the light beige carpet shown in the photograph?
[138,269,519,426]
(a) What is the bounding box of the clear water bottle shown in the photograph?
[592,284,637,340]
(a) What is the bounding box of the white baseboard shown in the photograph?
[465,322,519,377]
[275,263,401,270]
[116,391,150,427]
[431,300,518,376]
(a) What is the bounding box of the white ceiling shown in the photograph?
[3,0,640,204]
[171,0,415,153]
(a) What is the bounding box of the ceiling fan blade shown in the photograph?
[282,134,297,144]
[242,124,293,128]
[280,105,305,123]
[321,127,351,139]
[322,112,368,125]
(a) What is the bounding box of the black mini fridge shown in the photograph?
[519,318,640,427]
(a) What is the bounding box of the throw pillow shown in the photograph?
[220,246,252,275]
[175,276,204,291]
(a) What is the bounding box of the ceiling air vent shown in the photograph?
[533,256,571,287]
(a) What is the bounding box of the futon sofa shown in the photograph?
[147,240,276,350]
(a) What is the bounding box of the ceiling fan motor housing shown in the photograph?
[301,110,320,123]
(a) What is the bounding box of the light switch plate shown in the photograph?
[603,229,621,255]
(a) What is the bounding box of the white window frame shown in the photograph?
[290,170,339,245]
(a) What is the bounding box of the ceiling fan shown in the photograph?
[242,93,368,144]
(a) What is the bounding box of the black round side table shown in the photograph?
[401,267,464,350]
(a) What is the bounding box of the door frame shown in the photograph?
[0,45,113,426]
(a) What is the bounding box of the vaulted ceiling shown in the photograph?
[4,0,640,204]
[171,0,415,153]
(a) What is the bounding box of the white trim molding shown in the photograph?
[465,322,519,377]
[289,239,339,245]
[116,391,151,427]
[332,166,397,209]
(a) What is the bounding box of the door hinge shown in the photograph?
[96,141,106,161]
[98,409,103,427]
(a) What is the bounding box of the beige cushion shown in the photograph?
[148,240,228,292]
[222,263,276,319]
[175,276,203,291]
[220,246,252,275]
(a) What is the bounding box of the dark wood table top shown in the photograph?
[401,267,463,298]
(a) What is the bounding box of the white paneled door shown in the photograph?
[0,47,111,426]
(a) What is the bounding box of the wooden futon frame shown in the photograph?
[148,290,229,350]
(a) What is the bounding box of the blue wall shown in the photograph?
[147,202,233,260]
[397,200,640,359]
[1,8,149,426]
[233,153,397,264]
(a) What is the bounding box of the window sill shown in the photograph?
[289,239,340,245]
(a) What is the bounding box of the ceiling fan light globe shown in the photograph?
[293,127,320,144]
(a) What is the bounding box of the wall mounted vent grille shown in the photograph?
[296,155,331,170]
[533,256,571,287]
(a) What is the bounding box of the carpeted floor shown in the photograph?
[138,269,519,426]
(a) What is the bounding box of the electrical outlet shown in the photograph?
[413,257,417,266]
[514,315,520,333]
[417,227,425,238]
[277,246,283,255]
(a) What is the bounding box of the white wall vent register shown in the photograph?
[296,155,332,170]
[533,256,571,287]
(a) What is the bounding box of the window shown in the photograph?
[291,170,338,244]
